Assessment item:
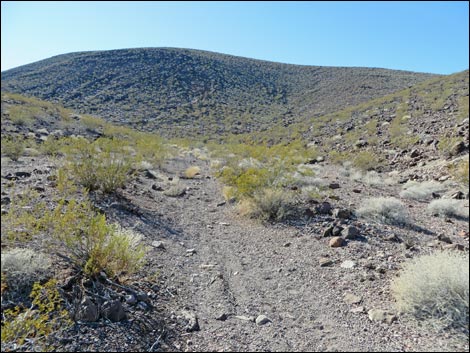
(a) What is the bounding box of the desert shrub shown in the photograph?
[184,166,201,178]
[1,189,46,243]
[1,248,51,296]
[39,136,68,157]
[7,105,38,126]
[43,199,147,278]
[427,199,468,219]
[238,188,297,221]
[163,183,187,197]
[450,158,469,186]
[64,137,136,193]
[353,150,382,171]
[438,136,464,156]
[391,251,469,332]
[400,180,448,200]
[1,279,71,351]
[357,197,411,226]
[1,137,25,161]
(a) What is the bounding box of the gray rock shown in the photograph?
[125,295,137,305]
[76,297,99,322]
[215,313,228,321]
[342,226,360,240]
[319,257,334,267]
[340,260,356,269]
[182,310,200,332]
[368,309,397,324]
[437,234,452,244]
[329,183,340,189]
[332,208,352,219]
[144,169,160,179]
[350,306,365,314]
[255,315,271,325]
[332,226,344,236]
[152,241,165,249]
[344,293,362,305]
[234,315,255,322]
[101,300,126,322]
[36,128,49,136]
[316,202,332,215]
[322,226,334,237]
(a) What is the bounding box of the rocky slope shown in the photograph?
[1,48,436,137]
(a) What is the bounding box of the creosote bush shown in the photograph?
[391,251,469,332]
[43,198,147,278]
[64,137,136,193]
[356,197,411,226]
[238,188,297,221]
[1,137,25,161]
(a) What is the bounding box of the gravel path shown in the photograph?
[102,155,468,352]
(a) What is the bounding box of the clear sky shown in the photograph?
[1,1,469,74]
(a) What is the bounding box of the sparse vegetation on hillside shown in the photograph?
[1,48,436,137]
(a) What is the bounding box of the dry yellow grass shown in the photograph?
[184,166,201,179]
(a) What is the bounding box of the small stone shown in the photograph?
[216,201,226,207]
[151,184,164,191]
[15,171,31,178]
[329,183,340,189]
[319,258,334,267]
[125,295,137,305]
[342,226,360,240]
[283,242,292,247]
[344,293,362,305]
[152,241,165,249]
[316,201,332,215]
[437,234,452,244]
[340,260,356,269]
[182,310,200,332]
[186,248,196,254]
[329,236,345,247]
[234,315,255,322]
[332,226,343,236]
[215,313,228,321]
[255,315,271,325]
[101,300,126,322]
[350,306,365,314]
[352,189,362,193]
[144,169,160,179]
[332,208,352,219]
[323,226,334,237]
[76,297,99,322]
[442,243,465,251]
[368,309,396,324]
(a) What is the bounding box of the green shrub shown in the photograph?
[43,199,147,278]
[1,137,25,161]
[64,137,136,193]
[238,188,297,221]
[1,279,71,351]
[450,158,469,186]
[391,251,469,332]
[357,197,411,226]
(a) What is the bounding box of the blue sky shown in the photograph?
[1,1,468,74]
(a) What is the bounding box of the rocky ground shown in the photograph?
[2,148,468,352]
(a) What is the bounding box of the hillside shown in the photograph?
[1,92,469,352]
[1,48,437,137]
